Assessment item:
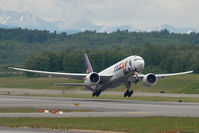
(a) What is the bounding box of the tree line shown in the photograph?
[0,28,199,64]
[24,44,199,77]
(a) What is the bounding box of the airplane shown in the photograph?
[9,53,193,97]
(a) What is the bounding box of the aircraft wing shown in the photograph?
[155,70,193,78]
[138,70,193,78]
[9,67,113,81]
[9,67,87,79]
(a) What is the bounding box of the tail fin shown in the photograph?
[84,53,93,74]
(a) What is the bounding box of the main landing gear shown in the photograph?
[92,89,101,97]
[124,81,134,97]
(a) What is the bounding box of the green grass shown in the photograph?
[0,76,83,90]
[0,117,198,133]
[134,74,199,94]
[0,74,199,94]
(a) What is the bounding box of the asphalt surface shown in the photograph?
[0,95,198,133]
[1,88,199,97]
[0,127,117,133]
[0,95,199,117]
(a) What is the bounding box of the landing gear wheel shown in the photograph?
[128,90,133,97]
[96,91,101,97]
[124,90,129,97]
[92,92,95,97]
[124,81,134,98]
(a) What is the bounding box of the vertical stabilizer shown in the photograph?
[84,53,93,74]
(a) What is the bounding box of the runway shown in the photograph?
[0,95,199,117]
[2,88,199,98]
[0,127,115,133]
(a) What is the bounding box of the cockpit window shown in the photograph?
[134,58,143,61]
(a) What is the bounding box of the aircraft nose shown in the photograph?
[135,59,145,72]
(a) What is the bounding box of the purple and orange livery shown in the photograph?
[84,53,93,74]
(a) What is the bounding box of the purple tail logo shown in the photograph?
[84,53,93,74]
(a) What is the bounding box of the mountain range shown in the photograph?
[0,9,58,31]
[0,9,197,34]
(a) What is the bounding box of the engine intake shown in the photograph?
[90,73,100,83]
[142,73,157,87]
[84,72,100,86]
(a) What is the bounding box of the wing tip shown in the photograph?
[8,67,17,70]
[187,70,193,74]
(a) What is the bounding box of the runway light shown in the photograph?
[74,103,79,107]
[44,110,49,113]
[58,111,63,114]
[39,109,44,113]
[51,110,56,114]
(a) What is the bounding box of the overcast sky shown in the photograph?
[0,0,198,30]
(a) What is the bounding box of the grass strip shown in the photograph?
[1,74,199,94]
[0,117,198,133]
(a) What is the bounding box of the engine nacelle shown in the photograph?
[84,72,100,86]
[142,73,157,87]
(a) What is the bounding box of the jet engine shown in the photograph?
[84,72,100,86]
[142,73,157,87]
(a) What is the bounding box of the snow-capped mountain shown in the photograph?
[0,9,58,31]
[97,24,196,34]
[151,24,196,34]
[0,9,197,34]
[98,25,138,33]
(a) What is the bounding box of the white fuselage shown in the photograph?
[98,55,145,91]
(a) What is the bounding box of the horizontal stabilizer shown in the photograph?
[56,83,87,86]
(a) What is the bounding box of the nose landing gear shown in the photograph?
[124,81,134,97]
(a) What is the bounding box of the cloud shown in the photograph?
[0,0,198,30]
